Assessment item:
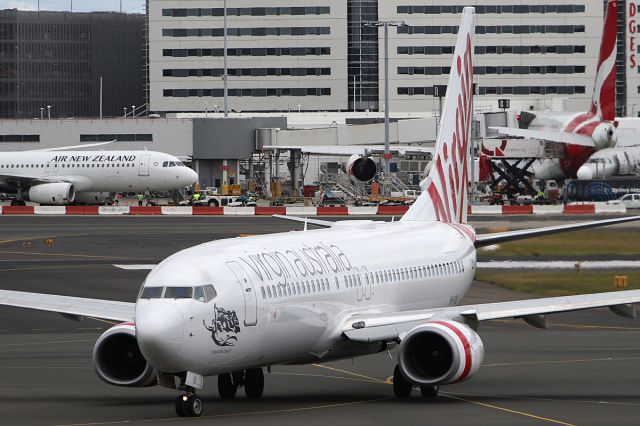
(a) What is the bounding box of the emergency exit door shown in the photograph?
[225,261,258,326]
[138,154,150,176]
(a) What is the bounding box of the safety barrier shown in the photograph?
[563,204,596,215]
[0,203,624,216]
[502,205,534,215]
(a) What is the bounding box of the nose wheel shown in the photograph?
[175,393,203,417]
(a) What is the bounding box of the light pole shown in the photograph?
[123,107,127,117]
[223,0,229,117]
[131,105,135,118]
[47,105,51,119]
[40,107,43,120]
[297,104,301,113]
[364,20,406,194]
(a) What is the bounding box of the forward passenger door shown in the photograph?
[226,261,258,326]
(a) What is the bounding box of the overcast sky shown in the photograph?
[0,0,144,13]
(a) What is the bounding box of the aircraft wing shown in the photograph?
[475,215,640,248]
[0,289,134,322]
[490,127,594,147]
[343,290,640,343]
[26,141,115,152]
[0,173,65,187]
[263,145,434,156]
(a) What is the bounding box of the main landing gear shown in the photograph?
[218,368,265,399]
[392,365,439,400]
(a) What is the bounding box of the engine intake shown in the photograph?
[24,182,75,205]
[92,323,157,387]
[591,122,617,150]
[398,320,484,386]
[346,154,377,182]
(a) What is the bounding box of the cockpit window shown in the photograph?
[164,286,193,299]
[175,161,184,166]
[194,286,206,302]
[140,287,163,299]
[168,161,176,167]
[138,285,216,302]
[203,284,217,301]
[162,161,168,167]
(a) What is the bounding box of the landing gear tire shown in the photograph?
[392,365,412,398]
[175,394,204,417]
[186,395,204,417]
[208,200,219,207]
[244,368,265,398]
[218,373,238,399]
[420,385,439,399]
[175,395,187,417]
[10,199,25,206]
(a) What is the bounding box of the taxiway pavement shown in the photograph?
[0,216,639,425]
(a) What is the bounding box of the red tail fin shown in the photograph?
[591,0,617,120]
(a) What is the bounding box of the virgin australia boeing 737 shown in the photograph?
[1,7,640,418]
[0,143,198,205]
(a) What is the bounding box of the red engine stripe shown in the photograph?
[430,321,472,382]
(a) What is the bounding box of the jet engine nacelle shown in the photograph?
[591,122,617,150]
[92,323,157,387]
[24,182,75,205]
[398,320,484,386]
[346,154,377,182]
[74,192,111,204]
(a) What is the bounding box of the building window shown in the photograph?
[0,134,40,142]
[80,134,153,142]
[398,65,585,75]
[398,25,585,35]
[399,45,586,55]
[397,5,585,14]
[162,67,331,77]
[398,86,586,96]
[163,88,331,97]
[163,46,331,58]
[162,27,331,38]
[162,7,330,17]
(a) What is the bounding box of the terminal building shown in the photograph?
[0,1,636,193]
[148,0,619,116]
[0,9,145,118]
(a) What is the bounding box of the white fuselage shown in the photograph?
[134,220,477,376]
[0,150,198,193]
[576,146,640,180]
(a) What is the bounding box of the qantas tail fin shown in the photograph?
[590,0,617,121]
[401,7,475,224]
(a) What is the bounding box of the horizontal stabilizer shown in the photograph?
[491,127,594,147]
[272,215,335,228]
[262,145,434,156]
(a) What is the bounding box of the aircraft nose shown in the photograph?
[576,165,593,180]
[183,168,199,185]
[136,302,185,371]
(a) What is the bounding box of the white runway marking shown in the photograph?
[113,264,157,270]
[478,260,640,269]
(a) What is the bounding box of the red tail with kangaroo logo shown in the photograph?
[402,7,476,224]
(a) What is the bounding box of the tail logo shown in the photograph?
[426,35,474,223]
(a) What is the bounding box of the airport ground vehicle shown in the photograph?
[607,193,640,208]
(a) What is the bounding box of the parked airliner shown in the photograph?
[0,143,198,205]
[2,7,640,419]
[494,0,621,180]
